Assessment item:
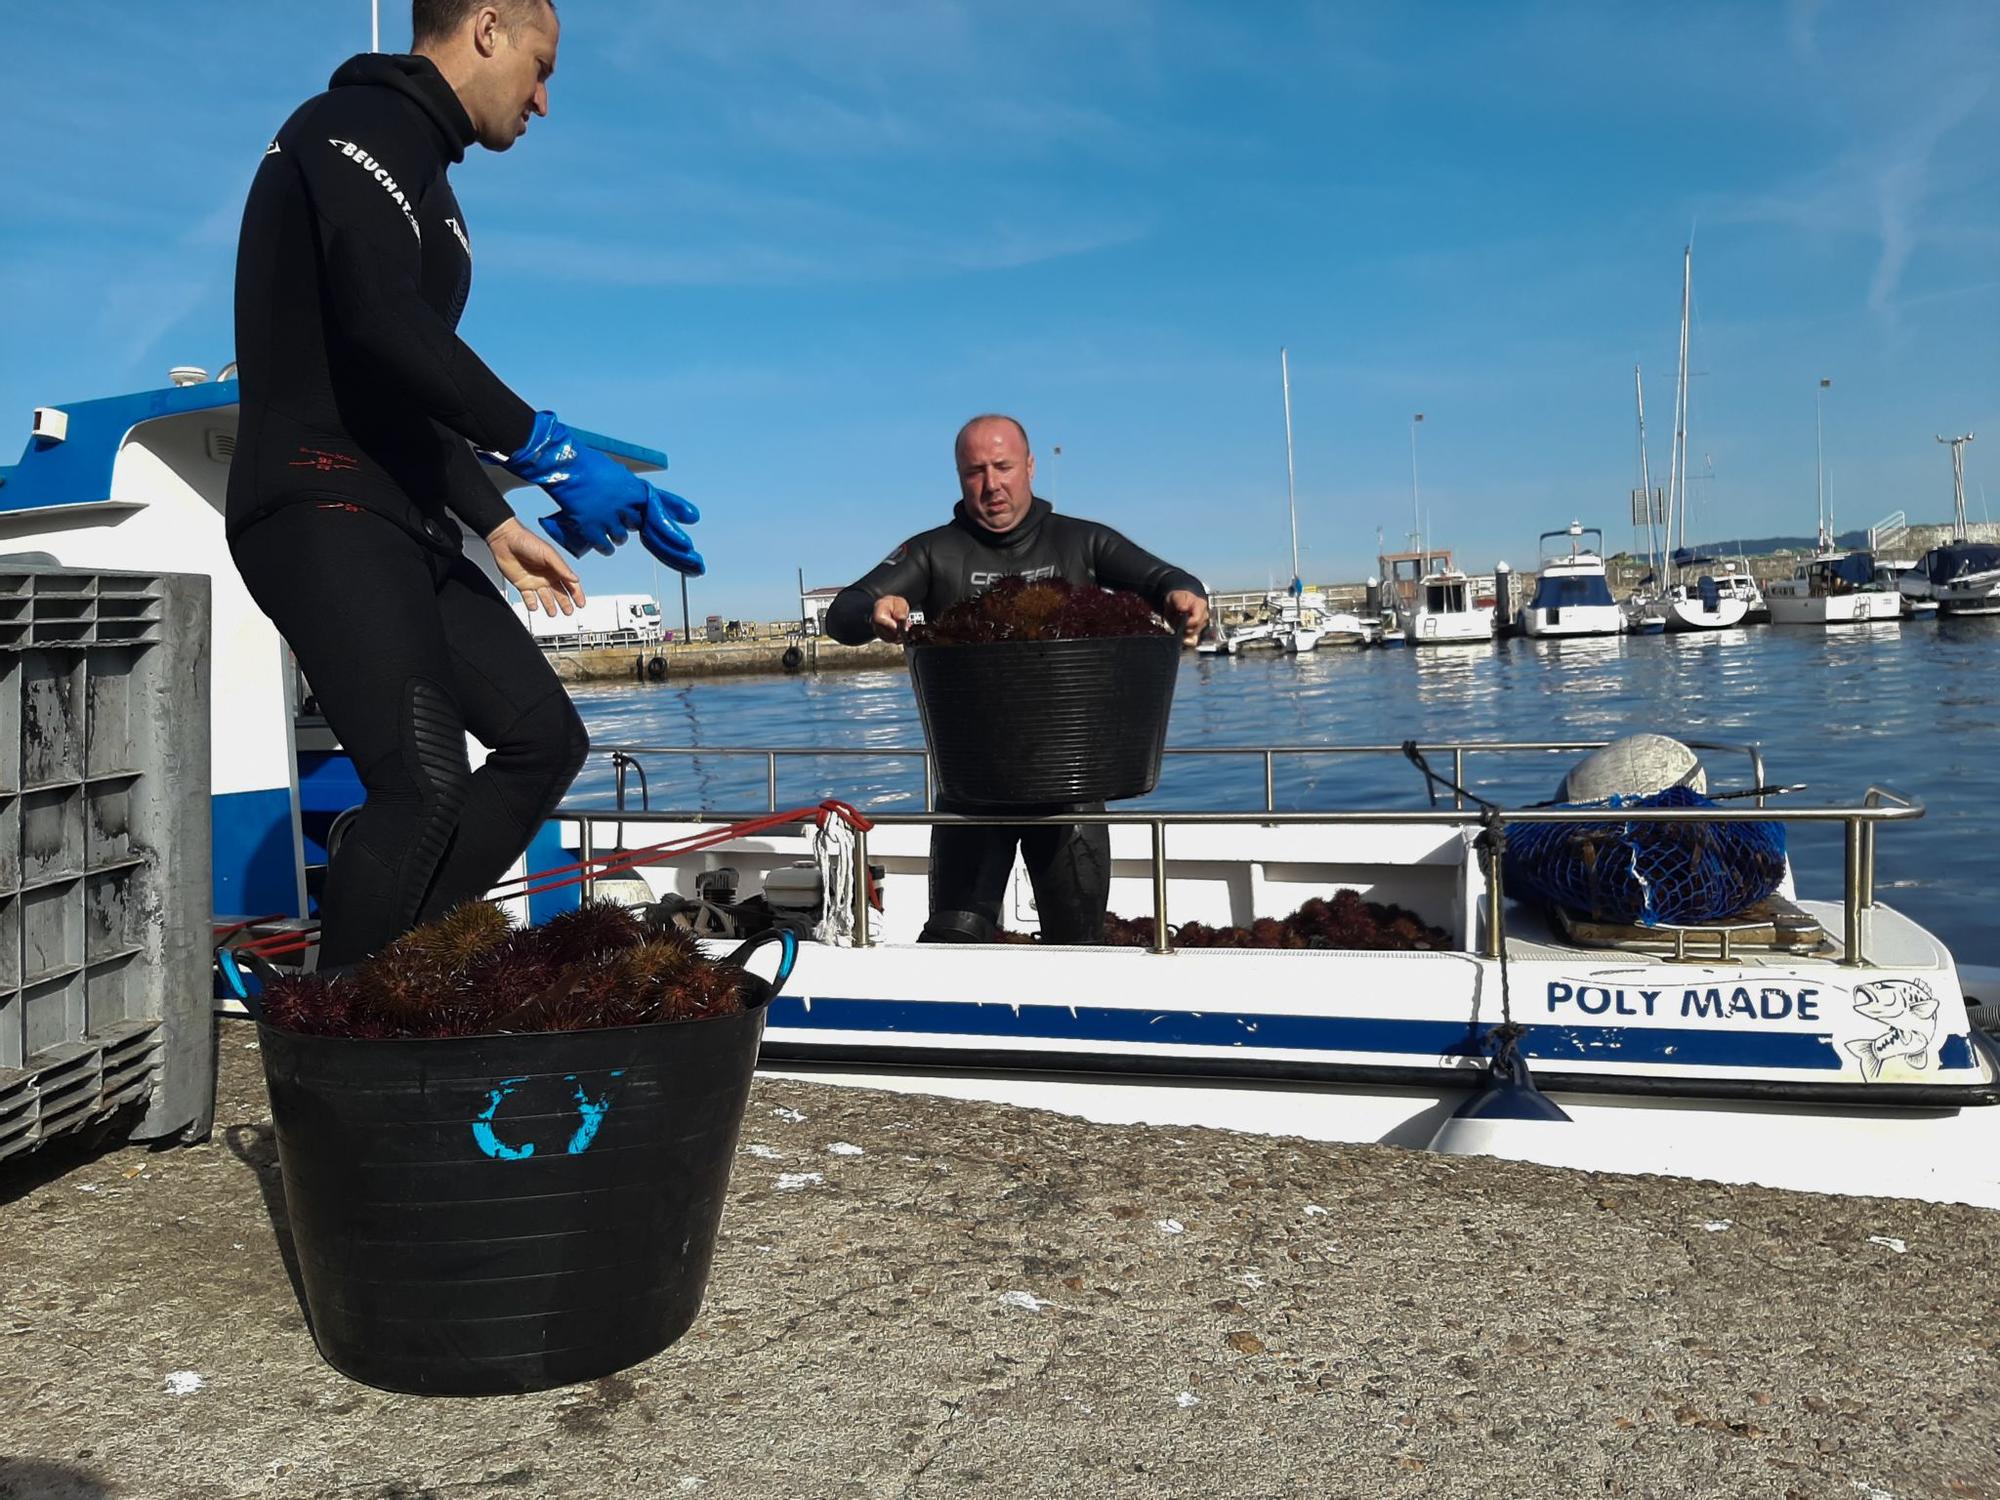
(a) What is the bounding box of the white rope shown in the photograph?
[813,814,859,946]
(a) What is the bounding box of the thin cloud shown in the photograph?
[475,213,1153,288]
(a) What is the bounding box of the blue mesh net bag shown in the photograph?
[1502,785,1787,926]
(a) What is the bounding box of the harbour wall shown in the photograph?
[544,636,905,684]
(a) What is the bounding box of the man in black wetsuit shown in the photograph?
[825,414,1208,944]
[228,0,705,968]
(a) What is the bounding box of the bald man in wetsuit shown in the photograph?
[228,0,704,967]
[825,415,1208,944]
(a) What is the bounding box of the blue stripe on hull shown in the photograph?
[767,997,1853,1070]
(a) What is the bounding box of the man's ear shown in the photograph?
[472,5,504,58]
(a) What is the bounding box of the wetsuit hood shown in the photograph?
[328,53,477,163]
[952,496,1053,551]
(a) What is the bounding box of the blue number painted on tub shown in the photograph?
[472,1070,627,1161]
[564,1071,624,1155]
[473,1076,536,1160]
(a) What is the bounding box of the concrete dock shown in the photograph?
[3,1026,1997,1499]
[545,637,904,684]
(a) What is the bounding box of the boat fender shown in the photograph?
[645,655,668,681]
[1559,733,1706,803]
[781,645,804,674]
[1428,1048,1572,1163]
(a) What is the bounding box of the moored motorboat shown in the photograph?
[1521,523,1625,638]
[1766,553,1904,626]
[1397,562,1494,646]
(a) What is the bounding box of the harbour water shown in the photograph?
[564,618,2000,963]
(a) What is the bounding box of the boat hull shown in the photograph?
[1666,596,1750,630]
[1766,591,1904,626]
[1399,608,1494,645]
[1521,606,1625,638]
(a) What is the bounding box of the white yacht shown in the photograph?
[1520,522,1625,638]
[1398,564,1494,645]
[1766,553,1905,625]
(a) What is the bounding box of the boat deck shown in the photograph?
[1502,899,1950,972]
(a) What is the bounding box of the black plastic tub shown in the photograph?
[255,931,795,1396]
[907,634,1180,805]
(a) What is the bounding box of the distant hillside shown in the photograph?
[1612,530,1869,559]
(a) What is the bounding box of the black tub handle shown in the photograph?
[215,948,281,1021]
[726,928,798,1006]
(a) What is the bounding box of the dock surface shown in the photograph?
[4,1027,1998,1499]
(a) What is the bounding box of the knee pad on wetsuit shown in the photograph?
[403,677,474,815]
[919,909,997,944]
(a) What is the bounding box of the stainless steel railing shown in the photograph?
[562,739,1916,966]
[584,738,1772,816]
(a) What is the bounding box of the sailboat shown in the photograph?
[1656,247,1748,631]
[1621,364,1668,635]
[1201,350,1366,655]
[1767,379,1903,626]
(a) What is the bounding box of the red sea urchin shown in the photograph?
[257,899,754,1040]
[909,575,1171,646]
[1014,890,1450,952]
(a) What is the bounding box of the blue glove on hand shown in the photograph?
[484,412,704,574]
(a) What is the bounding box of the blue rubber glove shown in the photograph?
[640,489,705,576]
[484,412,702,568]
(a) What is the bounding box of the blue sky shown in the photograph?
[5,1,1996,617]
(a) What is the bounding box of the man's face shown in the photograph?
[475,7,557,151]
[956,421,1036,534]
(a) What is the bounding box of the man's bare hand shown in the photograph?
[872,595,912,642]
[1165,589,1210,646]
[486,517,586,616]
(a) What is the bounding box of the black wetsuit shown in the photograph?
[827,499,1204,944]
[228,54,585,966]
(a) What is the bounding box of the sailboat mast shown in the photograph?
[1635,364,1657,578]
[1280,347,1300,585]
[1669,246,1692,559]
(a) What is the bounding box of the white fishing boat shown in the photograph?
[1397,564,1493,645]
[1766,554,1905,626]
[521,735,2000,1210]
[1520,523,1625,638]
[11,373,2000,1210]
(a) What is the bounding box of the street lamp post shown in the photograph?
[1815,378,1831,551]
[1938,433,1977,542]
[1408,414,1425,555]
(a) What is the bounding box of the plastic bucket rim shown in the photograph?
[245,930,795,1044]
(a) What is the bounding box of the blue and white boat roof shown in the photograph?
[0,378,668,514]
